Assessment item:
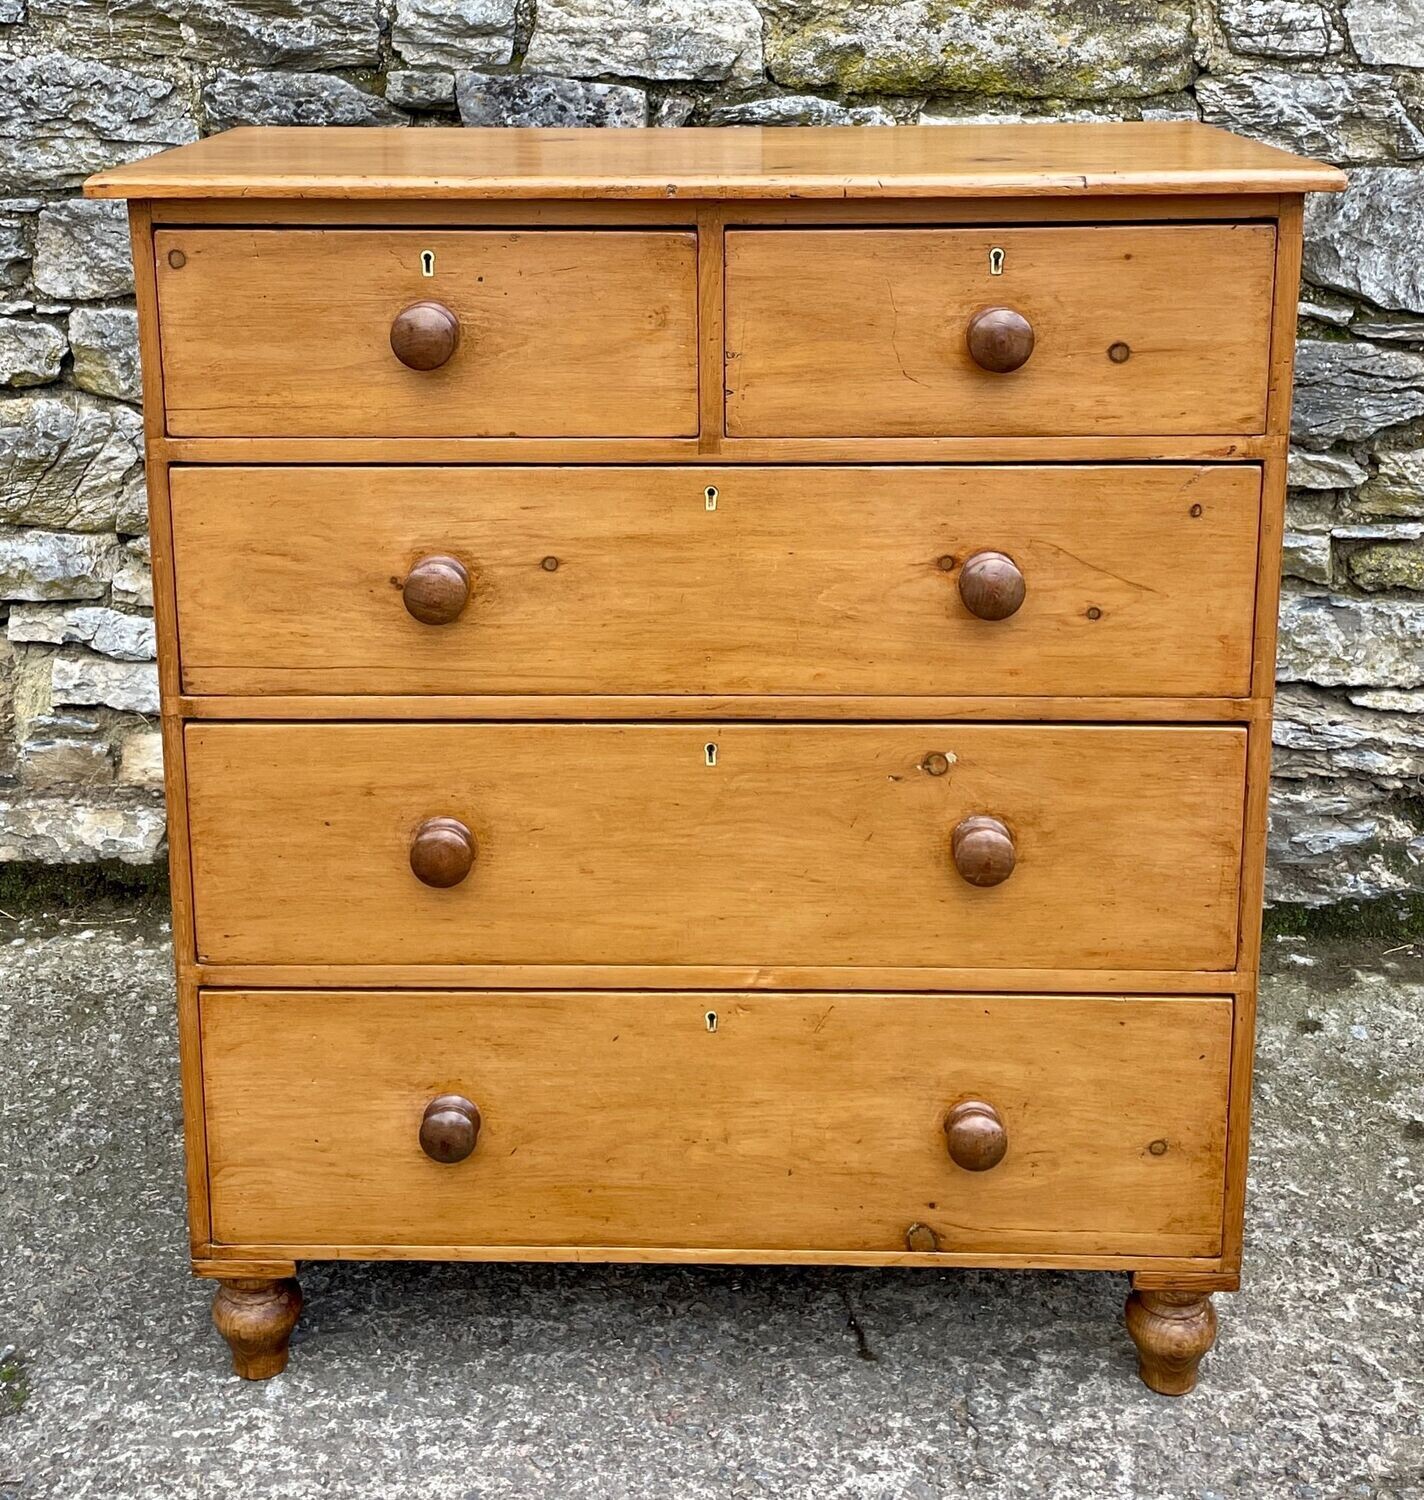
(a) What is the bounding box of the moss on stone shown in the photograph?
[1345,540,1424,592]
[1265,893,1424,943]
[0,1351,29,1416]
[0,860,168,916]
[763,0,1194,99]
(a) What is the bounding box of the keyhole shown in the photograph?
[705,1011,718,1033]
[989,246,1005,276]
[705,485,718,511]
[704,742,718,766]
[420,249,435,277]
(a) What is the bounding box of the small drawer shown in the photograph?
[725,225,1276,437]
[202,989,1232,1255]
[154,229,699,438]
[171,463,1261,698]
[185,722,1246,970]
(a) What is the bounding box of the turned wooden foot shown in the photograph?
[1125,1288,1217,1396]
[212,1277,302,1380]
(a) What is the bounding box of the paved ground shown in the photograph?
[0,909,1420,1499]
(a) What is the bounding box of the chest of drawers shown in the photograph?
[86,123,1343,1395]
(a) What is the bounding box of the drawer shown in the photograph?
[725,226,1276,437]
[172,464,1261,698]
[154,229,699,438]
[185,723,1246,970]
[202,989,1232,1255]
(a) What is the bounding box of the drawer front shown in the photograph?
[154,229,699,438]
[725,226,1276,437]
[186,723,1246,970]
[172,464,1260,698]
[202,989,1231,1255]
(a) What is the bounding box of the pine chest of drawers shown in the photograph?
[87,123,1343,1394]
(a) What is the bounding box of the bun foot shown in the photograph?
[1125,1288,1217,1395]
[212,1276,302,1380]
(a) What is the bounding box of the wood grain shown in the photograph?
[83,123,1346,200]
[211,1276,301,1380]
[198,1244,1227,1273]
[194,963,1251,995]
[156,435,1278,464]
[192,1259,298,1280]
[144,195,1288,229]
[1132,1268,1239,1294]
[726,226,1276,437]
[201,989,1232,1255]
[170,465,1261,698]
[1124,1288,1218,1396]
[128,202,215,1257]
[184,722,1247,970]
[1219,200,1310,1278]
[143,193,1288,228]
[154,229,698,438]
[176,693,1260,723]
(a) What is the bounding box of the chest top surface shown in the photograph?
[84,121,1344,201]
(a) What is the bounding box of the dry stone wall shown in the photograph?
[1,0,1421,905]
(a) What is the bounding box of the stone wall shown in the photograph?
[0,0,1421,904]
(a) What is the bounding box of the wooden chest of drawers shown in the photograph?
[87,123,1343,1395]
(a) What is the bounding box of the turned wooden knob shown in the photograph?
[952,814,1016,887]
[966,307,1035,373]
[390,300,460,370]
[403,554,470,626]
[944,1100,1008,1171]
[420,1094,481,1163]
[958,551,1026,621]
[409,816,475,888]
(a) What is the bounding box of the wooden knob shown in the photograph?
[409,816,475,888]
[966,307,1035,373]
[952,814,1016,888]
[420,1094,481,1164]
[403,555,470,626]
[390,300,460,370]
[944,1100,1008,1172]
[958,551,1025,621]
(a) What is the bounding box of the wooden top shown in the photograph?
[85,123,1345,201]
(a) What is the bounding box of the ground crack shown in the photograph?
[840,1287,880,1363]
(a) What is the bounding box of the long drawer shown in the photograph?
[171,464,1261,698]
[725,225,1276,436]
[185,723,1247,970]
[154,229,700,437]
[202,989,1233,1255]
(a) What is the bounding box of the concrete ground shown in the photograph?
[0,910,1420,1500]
